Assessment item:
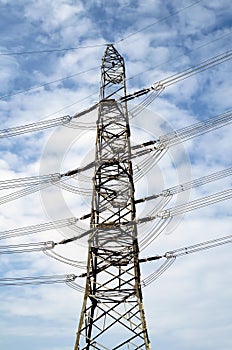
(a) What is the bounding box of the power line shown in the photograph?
[0,177,92,207]
[142,258,176,286]
[0,173,60,189]
[127,110,232,186]
[157,110,232,146]
[127,29,232,84]
[0,66,99,100]
[1,166,230,244]
[1,31,229,105]
[135,187,232,250]
[0,241,54,254]
[0,109,229,219]
[141,233,232,286]
[0,2,227,107]
[0,1,202,57]
[32,90,99,122]
[0,40,230,349]
[0,162,95,193]
[1,49,231,140]
[0,43,106,56]
[0,103,98,138]
[1,231,229,288]
[43,249,86,269]
[0,154,230,209]
[0,274,77,286]
[0,212,91,241]
[56,187,232,247]
[0,183,53,206]
[154,50,232,88]
[138,188,232,223]
[115,0,203,43]
[1,231,230,287]
[121,49,232,102]
[63,103,232,179]
[0,164,96,207]
[0,110,230,207]
[135,167,232,204]
[0,30,230,350]
[0,217,77,241]
[166,189,232,217]
[165,234,232,258]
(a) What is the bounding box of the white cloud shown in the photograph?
[0,0,231,349]
[24,0,84,31]
[0,51,20,93]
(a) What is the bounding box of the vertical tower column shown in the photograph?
[74,44,150,350]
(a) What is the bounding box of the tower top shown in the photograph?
[100,44,126,99]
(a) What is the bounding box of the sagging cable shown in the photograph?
[121,49,232,102]
[141,233,232,287]
[0,103,98,139]
[0,274,77,287]
[0,241,55,254]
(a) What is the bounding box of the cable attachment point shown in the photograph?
[66,274,77,282]
[61,115,72,125]
[152,82,164,91]
[157,209,170,219]
[163,252,174,259]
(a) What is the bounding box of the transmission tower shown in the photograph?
[74,45,151,349]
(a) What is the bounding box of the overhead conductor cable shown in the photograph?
[141,233,232,286]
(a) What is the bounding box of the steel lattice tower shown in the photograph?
[74,44,151,350]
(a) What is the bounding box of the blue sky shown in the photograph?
[0,1,231,349]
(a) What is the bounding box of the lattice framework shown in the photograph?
[74,44,150,350]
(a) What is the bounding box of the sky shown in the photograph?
[0,0,231,349]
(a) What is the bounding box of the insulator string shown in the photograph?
[0,109,230,200]
[57,188,231,246]
[136,166,232,206]
[120,49,232,103]
[137,188,232,224]
[131,109,232,154]
[1,50,231,139]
